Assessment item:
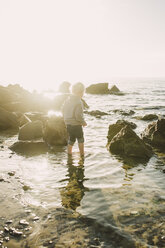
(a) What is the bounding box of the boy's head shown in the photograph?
[72,82,85,97]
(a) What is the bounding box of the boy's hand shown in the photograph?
[82,121,87,127]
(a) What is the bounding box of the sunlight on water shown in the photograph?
[48,110,62,117]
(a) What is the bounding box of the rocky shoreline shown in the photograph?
[0,82,165,247]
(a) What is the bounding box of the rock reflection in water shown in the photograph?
[60,156,89,210]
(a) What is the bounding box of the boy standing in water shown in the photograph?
[62,82,87,156]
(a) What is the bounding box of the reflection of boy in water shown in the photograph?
[62,82,87,156]
[60,157,88,210]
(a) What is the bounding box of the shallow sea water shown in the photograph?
[0,79,165,247]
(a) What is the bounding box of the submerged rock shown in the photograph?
[141,118,165,150]
[43,116,68,146]
[9,141,49,154]
[84,110,108,118]
[109,125,153,159]
[18,120,43,140]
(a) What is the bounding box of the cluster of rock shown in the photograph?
[86,83,123,95]
[9,115,68,154]
[107,118,165,162]
[0,84,71,154]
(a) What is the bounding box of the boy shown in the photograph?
[62,82,87,156]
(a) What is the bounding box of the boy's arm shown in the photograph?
[75,103,87,126]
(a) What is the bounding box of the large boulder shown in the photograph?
[86,83,109,94]
[18,120,43,140]
[107,120,137,144]
[108,125,153,159]
[141,118,165,150]
[0,107,19,130]
[9,141,49,155]
[43,116,67,146]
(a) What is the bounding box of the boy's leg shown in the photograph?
[67,125,75,155]
[67,144,73,155]
[78,142,84,156]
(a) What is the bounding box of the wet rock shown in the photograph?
[1,145,4,148]
[32,216,40,221]
[113,109,135,116]
[5,220,13,224]
[9,141,49,155]
[0,107,19,130]
[4,227,9,233]
[109,84,120,93]
[108,125,153,159]
[43,116,67,146]
[135,114,158,121]
[18,120,43,140]
[8,171,15,176]
[22,185,31,191]
[141,118,165,150]
[9,227,23,236]
[86,83,110,94]
[107,120,137,144]
[4,236,10,242]
[19,219,29,226]
[84,110,108,118]
[58,81,71,93]
[0,178,5,182]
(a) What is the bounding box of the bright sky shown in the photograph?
[0,0,165,91]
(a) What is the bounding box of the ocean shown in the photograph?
[0,78,165,247]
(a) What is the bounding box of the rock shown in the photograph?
[5,220,13,224]
[109,85,120,93]
[141,118,165,150]
[18,120,43,140]
[43,116,67,146]
[19,114,31,127]
[0,107,19,130]
[135,114,158,121]
[86,83,109,94]
[107,120,137,144]
[9,227,23,236]
[9,141,49,154]
[108,125,153,159]
[58,81,71,93]
[19,219,29,226]
[84,110,108,118]
[32,216,40,221]
[113,109,135,116]
[8,171,15,176]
